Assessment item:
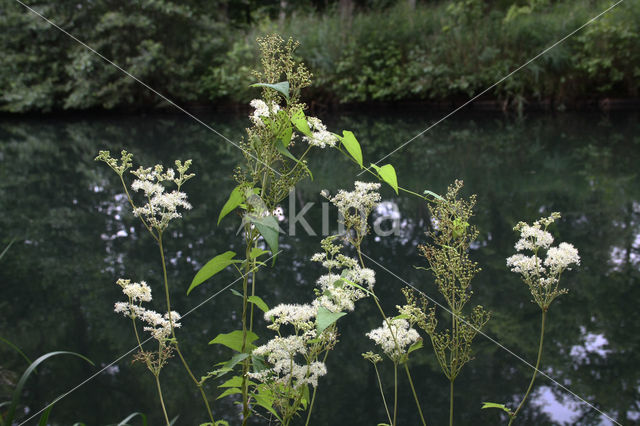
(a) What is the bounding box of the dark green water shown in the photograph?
[1,110,639,425]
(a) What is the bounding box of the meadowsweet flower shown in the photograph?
[264,303,317,331]
[544,242,580,273]
[367,318,421,362]
[303,117,338,148]
[508,213,580,310]
[113,278,181,342]
[129,162,193,231]
[249,99,280,126]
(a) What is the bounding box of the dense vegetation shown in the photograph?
[1,0,638,113]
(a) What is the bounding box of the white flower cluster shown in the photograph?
[113,278,181,342]
[264,303,317,332]
[313,263,375,313]
[250,99,281,126]
[366,318,421,362]
[303,117,338,148]
[130,163,193,231]
[248,335,327,389]
[327,181,382,220]
[507,214,580,308]
[507,213,580,280]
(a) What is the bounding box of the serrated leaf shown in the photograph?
[340,131,363,168]
[250,81,290,99]
[249,215,280,257]
[291,109,312,136]
[248,295,269,313]
[218,186,245,225]
[188,251,240,295]
[219,376,243,388]
[209,330,260,353]
[316,306,347,335]
[217,388,242,400]
[407,339,423,355]
[371,163,399,194]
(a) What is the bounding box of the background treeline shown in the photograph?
[1,0,638,113]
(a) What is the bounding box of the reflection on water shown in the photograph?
[0,110,639,425]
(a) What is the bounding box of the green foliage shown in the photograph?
[188,251,241,295]
[209,330,259,353]
[3,1,637,112]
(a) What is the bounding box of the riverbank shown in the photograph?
[2,0,638,113]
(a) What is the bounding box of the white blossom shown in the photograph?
[249,99,280,126]
[366,318,421,362]
[303,117,338,148]
[544,242,580,273]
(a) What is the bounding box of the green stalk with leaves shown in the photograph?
[482,213,580,424]
[415,180,490,426]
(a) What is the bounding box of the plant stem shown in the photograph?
[404,363,427,426]
[241,231,256,426]
[154,373,171,426]
[449,379,454,426]
[158,236,215,423]
[393,362,398,426]
[304,350,331,426]
[508,310,547,426]
[371,362,393,426]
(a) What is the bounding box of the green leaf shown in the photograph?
[274,141,313,180]
[188,251,240,295]
[291,109,312,136]
[340,131,363,168]
[8,351,93,423]
[316,306,347,335]
[279,125,293,147]
[250,81,290,99]
[423,189,445,201]
[218,186,245,225]
[249,247,269,259]
[217,388,242,400]
[0,336,32,366]
[219,376,244,388]
[209,330,259,353]
[169,415,179,426]
[407,340,423,355]
[371,163,399,194]
[249,216,280,257]
[251,354,267,373]
[248,295,269,313]
[481,402,512,414]
[341,274,377,299]
[253,388,283,422]
[37,404,54,426]
[230,288,243,298]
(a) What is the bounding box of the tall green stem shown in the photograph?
[154,373,170,426]
[158,236,215,423]
[404,363,427,426]
[241,231,256,426]
[508,310,547,426]
[449,379,454,426]
[304,350,331,426]
[393,362,398,426]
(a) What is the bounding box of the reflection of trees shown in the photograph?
[0,112,638,424]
